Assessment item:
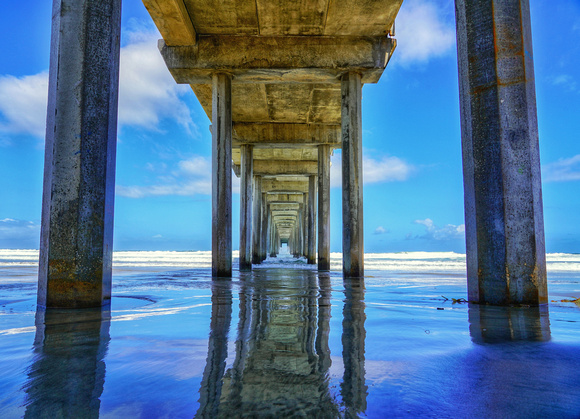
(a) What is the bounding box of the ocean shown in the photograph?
[1,250,579,417]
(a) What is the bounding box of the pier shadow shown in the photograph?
[197,269,370,417]
[23,307,111,418]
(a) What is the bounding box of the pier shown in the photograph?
[38,0,547,307]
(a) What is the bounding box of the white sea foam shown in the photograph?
[1,249,579,272]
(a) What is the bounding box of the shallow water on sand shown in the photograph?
[1,255,580,418]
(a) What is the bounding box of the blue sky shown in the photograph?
[1,0,579,253]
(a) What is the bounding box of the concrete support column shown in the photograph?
[298,207,304,258]
[252,176,262,264]
[307,175,317,265]
[341,72,364,278]
[38,0,122,308]
[318,145,331,271]
[260,196,268,261]
[455,0,547,305]
[302,194,308,258]
[211,73,233,277]
[239,144,253,271]
[269,220,276,257]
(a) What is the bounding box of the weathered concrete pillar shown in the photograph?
[302,193,308,258]
[239,144,253,271]
[318,145,331,271]
[298,206,304,258]
[307,175,317,265]
[260,195,268,261]
[252,176,262,264]
[38,0,122,308]
[212,73,233,277]
[455,0,547,305]
[341,72,364,278]
[269,220,276,257]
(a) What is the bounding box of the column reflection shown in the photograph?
[341,278,367,417]
[24,307,111,418]
[197,281,233,418]
[468,304,551,344]
[197,269,338,418]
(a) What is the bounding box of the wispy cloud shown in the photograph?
[410,218,465,240]
[374,226,389,235]
[0,218,40,248]
[0,23,193,140]
[330,152,415,187]
[543,154,580,182]
[117,155,211,198]
[549,74,578,92]
[393,0,456,66]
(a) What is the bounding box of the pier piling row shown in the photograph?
[39,0,547,306]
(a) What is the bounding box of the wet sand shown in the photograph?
[1,257,579,418]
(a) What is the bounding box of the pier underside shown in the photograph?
[38,0,548,307]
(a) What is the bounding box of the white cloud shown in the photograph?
[330,152,415,188]
[118,27,193,132]
[412,218,465,240]
[117,155,212,198]
[0,72,48,138]
[0,219,40,247]
[543,154,580,182]
[0,23,193,139]
[394,0,456,66]
[374,226,388,235]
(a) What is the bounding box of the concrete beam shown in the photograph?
[159,36,395,84]
[143,0,196,46]
[456,0,547,305]
[265,194,304,203]
[270,203,300,211]
[212,73,232,277]
[38,0,121,308]
[232,123,341,146]
[262,180,309,194]
[252,160,318,176]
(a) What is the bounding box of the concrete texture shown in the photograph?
[239,145,253,271]
[252,176,262,265]
[39,0,121,308]
[341,72,364,278]
[211,74,233,277]
[307,176,317,265]
[318,145,331,271]
[455,0,547,305]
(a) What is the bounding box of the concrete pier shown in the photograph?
[307,176,317,265]
[341,72,364,278]
[38,0,121,308]
[211,74,233,277]
[239,145,253,271]
[455,0,547,305]
[318,145,331,271]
